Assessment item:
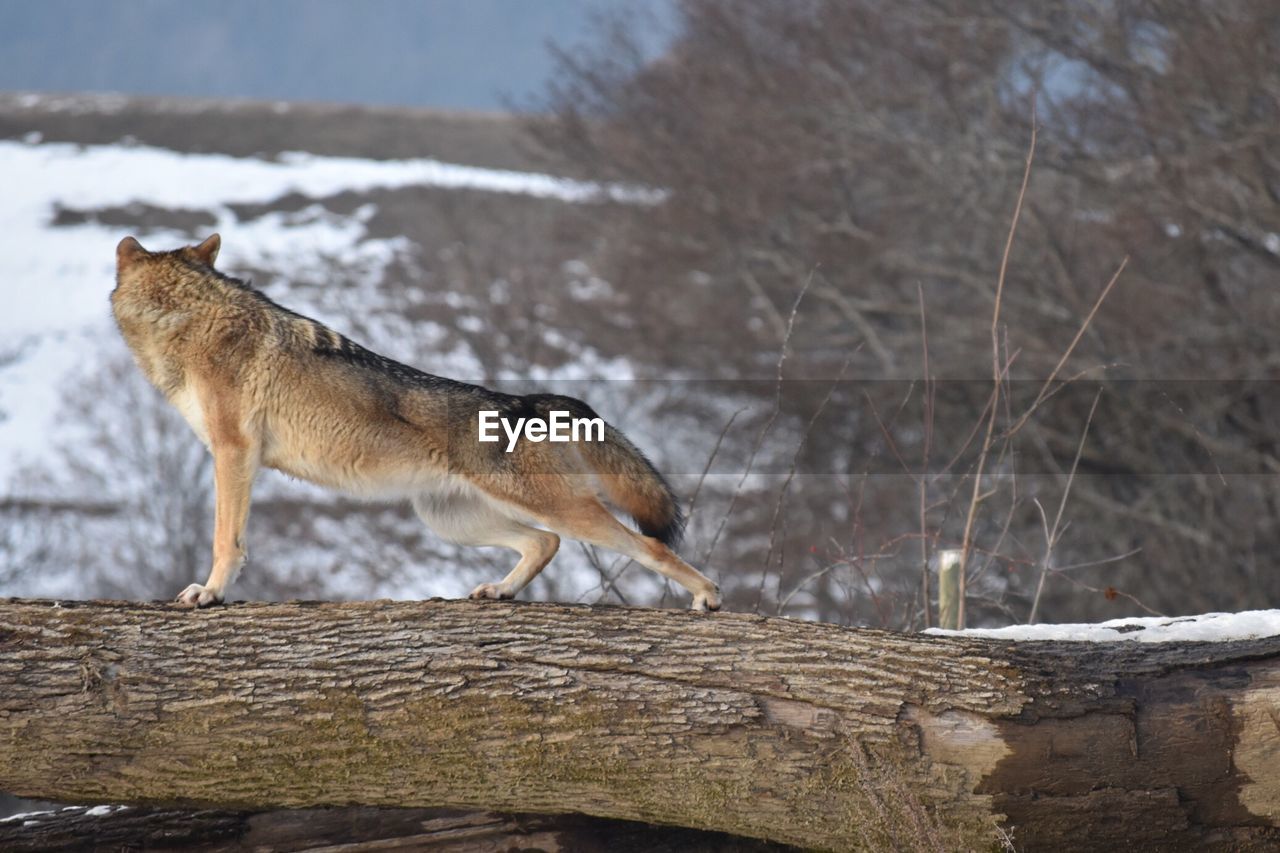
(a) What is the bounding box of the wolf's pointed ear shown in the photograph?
[191,233,221,267]
[117,236,147,267]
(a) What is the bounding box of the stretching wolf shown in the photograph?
[112,234,721,611]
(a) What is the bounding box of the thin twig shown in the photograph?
[1048,571,1166,617]
[778,539,913,617]
[701,273,814,568]
[917,284,934,627]
[576,543,632,607]
[678,405,748,607]
[916,284,937,627]
[687,407,748,518]
[1028,388,1101,623]
[957,105,1037,629]
[1007,257,1127,439]
[863,386,916,478]
[1051,547,1142,573]
[760,358,851,613]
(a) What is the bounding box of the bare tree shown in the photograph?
[35,348,214,599]
[530,0,1280,625]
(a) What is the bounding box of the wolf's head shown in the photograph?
[115,233,222,282]
[112,233,226,333]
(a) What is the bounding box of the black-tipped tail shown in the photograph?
[575,417,685,551]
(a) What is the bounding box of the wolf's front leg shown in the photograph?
[177,414,259,608]
[175,582,224,607]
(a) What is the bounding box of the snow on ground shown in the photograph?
[0,804,127,824]
[925,609,1280,643]
[3,139,648,218]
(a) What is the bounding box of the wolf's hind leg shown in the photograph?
[537,498,721,611]
[467,523,561,601]
[413,492,560,601]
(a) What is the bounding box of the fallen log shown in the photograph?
[1,598,1277,851]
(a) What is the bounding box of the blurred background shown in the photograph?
[2,0,1279,640]
[0,0,675,110]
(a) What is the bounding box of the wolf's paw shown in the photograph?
[175,583,223,608]
[469,582,513,601]
[691,587,722,612]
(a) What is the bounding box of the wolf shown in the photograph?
[111,234,721,611]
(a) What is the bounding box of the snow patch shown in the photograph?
[84,805,127,817]
[0,804,127,824]
[925,609,1280,643]
[0,809,56,824]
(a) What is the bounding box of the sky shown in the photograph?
[0,0,675,111]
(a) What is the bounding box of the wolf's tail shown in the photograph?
[582,422,686,548]
[529,394,683,548]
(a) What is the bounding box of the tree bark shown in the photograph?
[1,598,1278,851]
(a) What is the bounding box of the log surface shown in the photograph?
[1,598,1278,851]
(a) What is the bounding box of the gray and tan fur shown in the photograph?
[111,234,720,610]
